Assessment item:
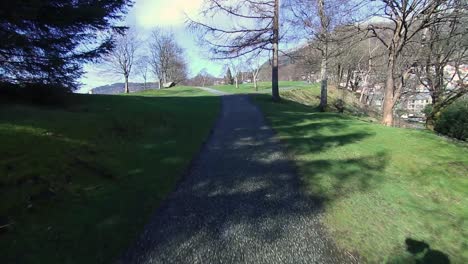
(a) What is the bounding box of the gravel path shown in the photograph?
[195,86,229,95]
[118,94,357,264]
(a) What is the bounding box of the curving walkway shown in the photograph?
[118,93,357,264]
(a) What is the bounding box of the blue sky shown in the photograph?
[78,0,225,93]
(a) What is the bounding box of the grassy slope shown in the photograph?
[254,87,468,263]
[0,87,220,263]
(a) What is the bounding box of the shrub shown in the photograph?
[422,104,433,116]
[434,99,468,140]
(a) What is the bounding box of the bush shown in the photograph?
[422,104,433,116]
[434,99,468,140]
[0,82,72,106]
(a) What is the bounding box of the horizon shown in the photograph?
[78,0,223,93]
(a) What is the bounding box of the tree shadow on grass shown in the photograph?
[255,95,387,201]
[119,94,387,263]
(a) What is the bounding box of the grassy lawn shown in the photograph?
[0,86,220,263]
[211,81,313,94]
[254,88,468,263]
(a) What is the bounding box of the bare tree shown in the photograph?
[247,56,263,91]
[201,68,209,87]
[229,59,242,89]
[290,0,359,110]
[136,55,150,89]
[414,3,468,129]
[103,29,139,93]
[148,28,187,89]
[361,0,459,126]
[188,0,281,100]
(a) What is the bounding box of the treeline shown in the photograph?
[101,28,188,93]
[1,0,466,133]
[189,0,467,130]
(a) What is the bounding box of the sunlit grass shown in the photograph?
[211,81,314,94]
[254,88,468,263]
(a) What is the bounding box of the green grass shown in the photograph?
[254,88,468,263]
[211,81,314,94]
[0,86,220,263]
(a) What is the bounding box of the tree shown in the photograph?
[190,69,215,87]
[229,59,242,89]
[188,0,281,101]
[148,28,187,89]
[0,0,132,90]
[225,67,234,85]
[199,68,210,87]
[136,56,150,89]
[362,0,458,126]
[247,56,263,91]
[290,0,358,110]
[414,3,468,129]
[103,30,139,93]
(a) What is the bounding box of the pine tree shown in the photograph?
[225,67,234,85]
[0,0,133,91]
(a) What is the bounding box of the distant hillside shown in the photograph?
[90,82,158,94]
[258,47,314,82]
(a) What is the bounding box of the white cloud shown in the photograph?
[132,0,204,28]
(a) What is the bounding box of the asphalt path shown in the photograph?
[118,93,357,264]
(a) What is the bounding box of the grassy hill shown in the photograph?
[0,87,220,263]
[90,82,159,94]
[254,87,468,263]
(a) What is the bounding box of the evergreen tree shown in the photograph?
[225,67,234,85]
[0,0,133,91]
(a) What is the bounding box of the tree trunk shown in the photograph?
[158,79,162,89]
[318,0,328,111]
[253,73,258,91]
[235,77,239,89]
[425,98,442,131]
[319,55,328,111]
[360,87,368,103]
[426,114,436,131]
[271,0,280,101]
[336,63,343,88]
[124,74,129,94]
[345,68,352,90]
[382,59,396,126]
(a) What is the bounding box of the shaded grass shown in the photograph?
[0,86,220,263]
[254,89,468,263]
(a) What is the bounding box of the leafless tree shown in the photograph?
[136,55,150,89]
[290,0,360,110]
[414,2,468,129]
[229,59,242,89]
[103,29,139,93]
[247,55,263,91]
[361,0,460,126]
[188,68,216,87]
[199,68,210,87]
[148,28,187,89]
[188,0,281,100]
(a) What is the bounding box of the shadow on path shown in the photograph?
[118,95,363,263]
